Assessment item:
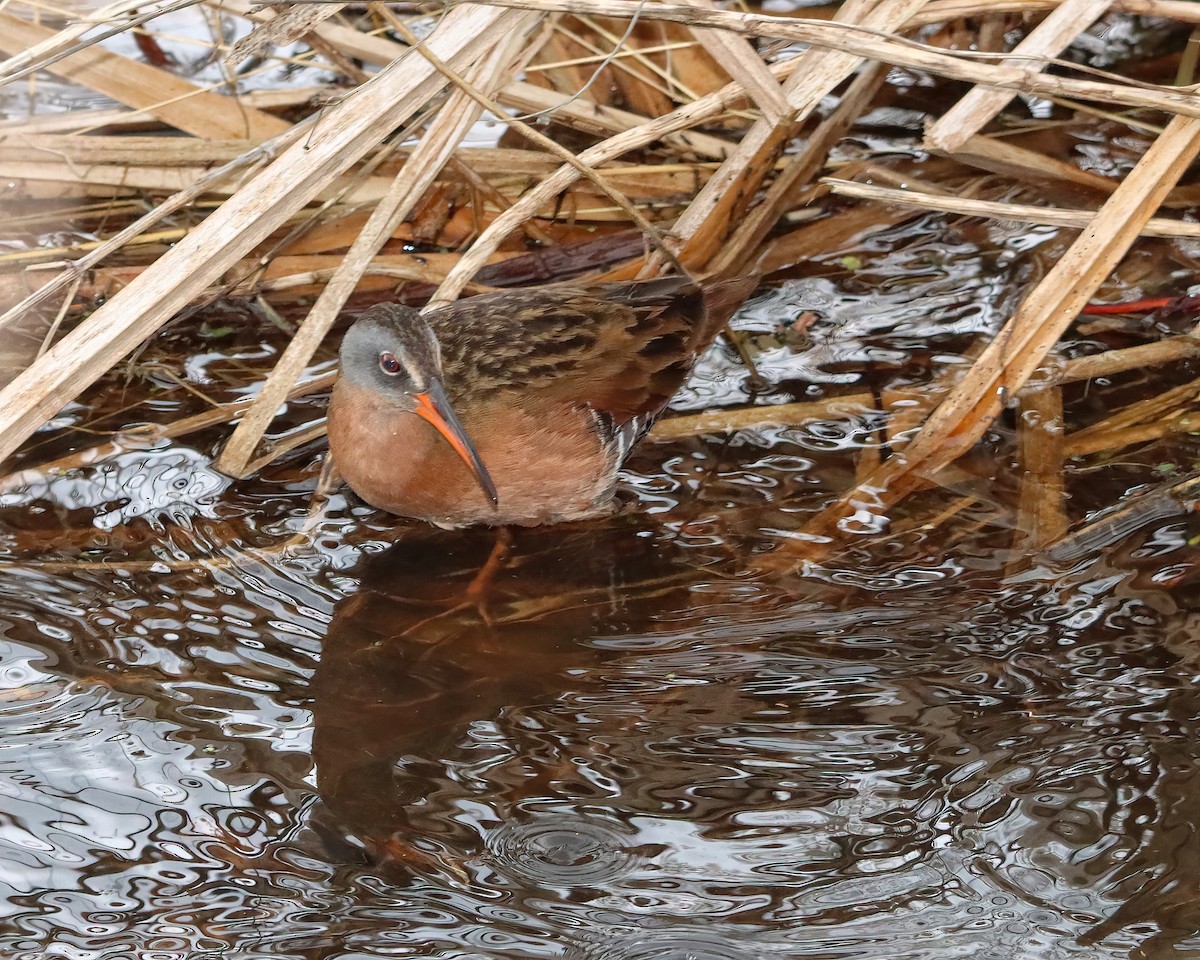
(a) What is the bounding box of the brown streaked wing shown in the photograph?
[428,278,715,426]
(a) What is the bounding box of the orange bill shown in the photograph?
[412,380,499,508]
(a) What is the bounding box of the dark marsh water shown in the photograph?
[5,16,1200,950]
[1,256,1199,959]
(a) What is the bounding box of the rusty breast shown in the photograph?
[328,379,616,527]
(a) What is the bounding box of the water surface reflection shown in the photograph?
[4,456,1195,957]
[1,241,1199,957]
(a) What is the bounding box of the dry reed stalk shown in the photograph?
[215,0,737,158]
[1013,385,1068,549]
[933,134,1119,195]
[432,0,1200,300]
[0,4,530,467]
[0,0,191,82]
[387,11,687,272]
[0,143,724,209]
[0,125,311,332]
[1053,335,1200,384]
[238,421,330,476]
[33,272,81,366]
[0,86,323,136]
[244,261,503,296]
[0,371,337,494]
[795,112,1200,555]
[915,0,1200,25]
[3,183,117,200]
[273,203,628,256]
[822,179,1200,238]
[225,1,346,69]
[0,160,247,195]
[0,135,261,165]
[230,317,1180,447]
[495,81,736,158]
[524,28,697,69]
[0,105,142,135]
[1113,0,1200,21]
[843,161,960,196]
[464,0,1200,119]
[1066,375,1200,442]
[12,253,508,306]
[559,16,703,111]
[0,11,290,140]
[710,60,888,279]
[2,199,144,230]
[680,0,788,123]
[648,395,877,439]
[0,229,184,266]
[216,17,539,478]
[924,0,1112,152]
[869,338,991,458]
[644,0,931,275]
[1063,414,1200,458]
[878,385,946,449]
[2,240,637,310]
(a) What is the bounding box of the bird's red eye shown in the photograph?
[379,352,402,375]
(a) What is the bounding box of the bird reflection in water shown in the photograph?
[308,515,706,880]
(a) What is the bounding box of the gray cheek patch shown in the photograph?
[340,306,446,395]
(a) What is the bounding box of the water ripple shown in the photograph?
[485,814,639,888]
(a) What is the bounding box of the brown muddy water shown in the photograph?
[2,212,1200,960]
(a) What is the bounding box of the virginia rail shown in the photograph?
[327,276,750,528]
